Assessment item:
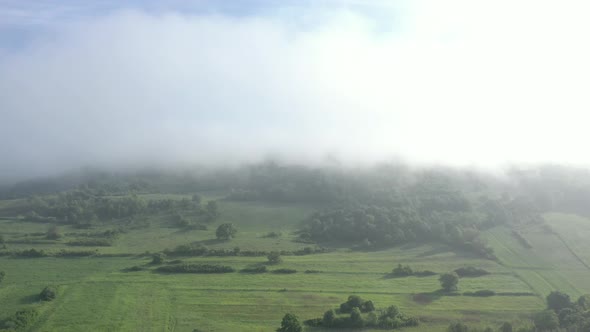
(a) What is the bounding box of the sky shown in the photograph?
[1,0,590,181]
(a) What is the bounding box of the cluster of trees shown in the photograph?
[390,264,437,277]
[21,188,220,228]
[0,285,58,330]
[531,291,590,331]
[298,204,495,258]
[446,292,590,331]
[306,295,418,329]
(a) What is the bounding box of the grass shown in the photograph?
[1,199,588,331]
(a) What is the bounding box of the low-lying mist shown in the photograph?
[2,1,590,182]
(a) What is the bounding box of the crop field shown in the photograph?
[0,197,565,331]
[484,214,590,298]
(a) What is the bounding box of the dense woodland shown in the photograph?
[3,162,580,258]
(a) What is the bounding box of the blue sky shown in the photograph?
[0,0,398,48]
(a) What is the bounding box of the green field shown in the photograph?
[1,197,589,331]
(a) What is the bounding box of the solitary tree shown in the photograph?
[216,223,237,240]
[439,272,459,292]
[39,286,57,301]
[277,313,302,332]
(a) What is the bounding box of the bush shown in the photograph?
[46,225,61,240]
[454,266,489,277]
[304,270,322,274]
[277,313,302,332]
[150,253,165,264]
[3,308,39,329]
[67,238,113,246]
[123,265,144,272]
[39,286,57,301]
[267,251,283,264]
[240,266,267,273]
[439,272,459,291]
[14,248,47,258]
[54,250,96,257]
[272,268,297,274]
[413,270,437,277]
[463,290,496,297]
[156,264,235,274]
[392,264,413,277]
[262,231,282,238]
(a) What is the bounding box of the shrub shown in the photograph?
[392,264,413,277]
[413,270,437,277]
[46,225,61,240]
[263,231,282,238]
[14,248,47,258]
[39,286,57,301]
[304,270,321,274]
[54,250,95,257]
[150,253,165,264]
[267,251,283,264]
[454,266,490,277]
[272,268,297,274]
[240,266,267,273]
[463,290,495,297]
[123,265,144,272]
[156,264,235,274]
[3,308,39,329]
[67,238,112,246]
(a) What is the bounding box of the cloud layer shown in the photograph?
[1,1,590,180]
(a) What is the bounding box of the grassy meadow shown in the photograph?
[0,195,589,331]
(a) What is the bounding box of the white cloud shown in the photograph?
[1,1,590,179]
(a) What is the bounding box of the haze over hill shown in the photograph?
[1,0,590,182]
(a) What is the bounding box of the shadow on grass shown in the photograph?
[19,294,39,304]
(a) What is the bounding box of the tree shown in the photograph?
[46,225,61,240]
[323,309,336,325]
[350,307,364,327]
[216,223,237,240]
[151,253,165,264]
[39,286,57,301]
[267,251,282,264]
[277,313,302,332]
[439,272,459,292]
[546,291,572,312]
[533,310,559,331]
[577,294,590,310]
[0,271,5,284]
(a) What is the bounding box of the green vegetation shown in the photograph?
[0,164,590,330]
